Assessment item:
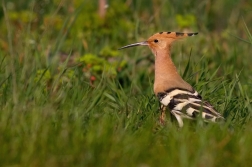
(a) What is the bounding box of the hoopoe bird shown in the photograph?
[119,31,224,127]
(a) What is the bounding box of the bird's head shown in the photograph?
[119,32,198,53]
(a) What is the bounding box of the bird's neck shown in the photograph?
[153,49,193,95]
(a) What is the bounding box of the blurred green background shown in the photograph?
[1,0,252,166]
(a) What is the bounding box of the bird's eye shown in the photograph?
[154,39,159,43]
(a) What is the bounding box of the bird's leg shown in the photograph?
[159,104,166,125]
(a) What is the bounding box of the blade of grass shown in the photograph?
[2,0,18,104]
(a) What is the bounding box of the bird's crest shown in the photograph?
[149,31,198,40]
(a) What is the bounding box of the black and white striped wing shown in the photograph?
[157,88,224,127]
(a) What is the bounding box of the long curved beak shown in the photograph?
[118,41,148,50]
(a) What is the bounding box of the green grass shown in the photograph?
[1,0,252,166]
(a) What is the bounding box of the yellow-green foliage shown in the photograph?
[79,47,126,76]
[34,69,51,84]
[9,10,37,23]
[99,46,119,58]
[176,14,196,29]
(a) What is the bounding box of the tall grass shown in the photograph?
[0,0,252,166]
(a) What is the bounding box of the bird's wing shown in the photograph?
[157,88,224,123]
